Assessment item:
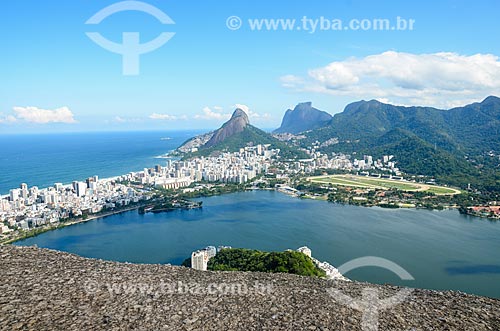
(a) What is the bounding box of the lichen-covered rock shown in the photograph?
[1,245,499,330]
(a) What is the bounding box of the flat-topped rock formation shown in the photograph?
[1,245,499,330]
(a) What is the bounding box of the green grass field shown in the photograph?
[348,177,420,190]
[425,186,460,195]
[313,177,377,188]
[309,175,460,195]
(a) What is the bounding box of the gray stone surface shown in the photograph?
[1,245,499,330]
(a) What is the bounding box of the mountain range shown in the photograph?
[299,96,500,191]
[177,97,500,192]
[305,96,500,155]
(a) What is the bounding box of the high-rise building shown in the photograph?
[76,182,87,197]
[29,186,39,199]
[19,183,29,199]
[85,177,94,188]
[9,189,20,202]
[205,246,217,259]
[48,193,58,205]
[191,250,208,271]
[89,181,98,191]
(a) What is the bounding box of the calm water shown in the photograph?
[0,131,202,194]
[15,190,500,299]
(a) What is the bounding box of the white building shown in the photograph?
[20,183,29,199]
[191,246,221,271]
[0,224,12,234]
[76,182,87,197]
[191,250,208,271]
[297,246,312,258]
[9,189,20,202]
[205,246,217,259]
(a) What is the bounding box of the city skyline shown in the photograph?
[2,0,500,133]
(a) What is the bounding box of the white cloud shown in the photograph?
[149,113,186,121]
[282,51,500,107]
[12,106,77,124]
[194,106,231,121]
[234,104,272,120]
[194,105,272,123]
[280,75,305,88]
[0,114,17,124]
[112,116,146,123]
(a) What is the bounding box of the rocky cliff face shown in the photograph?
[1,245,499,330]
[274,102,333,134]
[205,108,250,148]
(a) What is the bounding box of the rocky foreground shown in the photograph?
[1,245,499,330]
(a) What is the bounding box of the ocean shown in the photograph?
[0,130,202,195]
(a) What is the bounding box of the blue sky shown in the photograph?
[1,0,500,133]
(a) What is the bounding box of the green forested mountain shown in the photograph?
[303,96,500,191]
[307,96,500,154]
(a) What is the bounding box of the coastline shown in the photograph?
[4,186,468,245]
[2,133,494,246]
[7,188,500,299]
[279,188,462,212]
[3,205,142,245]
[3,182,248,245]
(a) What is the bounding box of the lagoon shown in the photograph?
[15,190,500,299]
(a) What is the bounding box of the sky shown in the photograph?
[1,0,500,133]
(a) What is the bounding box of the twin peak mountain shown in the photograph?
[177,103,330,154]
